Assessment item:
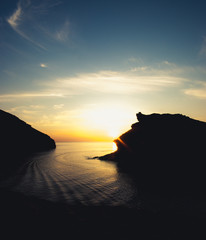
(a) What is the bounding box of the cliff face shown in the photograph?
[115,112,206,158]
[100,112,206,194]
[0,109,56,176]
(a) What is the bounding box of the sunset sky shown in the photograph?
[1,0,206,141]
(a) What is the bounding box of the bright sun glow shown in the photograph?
[81,105,134,139]
[113,142,117,151]
[108,128,119,138]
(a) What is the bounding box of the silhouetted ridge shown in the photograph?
[0,109,56,177]
[99,112,206,194]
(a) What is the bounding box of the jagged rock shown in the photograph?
[99,112,206,194]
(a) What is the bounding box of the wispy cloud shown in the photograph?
[6,104,46,123]
[0,92,64,102]
[6,104,67,128]
[41,62,206,100]
[55,20,70,42]
[184,82,206,99]
[6,0,68,50]
[53,104,64,109]
[40,63,48,68]
[7,0,47,50]
[1,65,186,103]
[7,2,22,28]
[3,63,206,103]
[9,105,45,113]
[43,69,186,96]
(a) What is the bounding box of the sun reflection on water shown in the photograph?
[113,142,117,151]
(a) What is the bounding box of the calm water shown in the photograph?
[4,142,139,207]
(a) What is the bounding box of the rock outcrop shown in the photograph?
[0,109,56,177]
[99,112,206,194]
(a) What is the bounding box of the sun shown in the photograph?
[112,142,117,151]
[81,105,134,140]
[107,128,120,138]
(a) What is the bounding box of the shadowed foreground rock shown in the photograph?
[99,112,206,194]
[0,109,56,177]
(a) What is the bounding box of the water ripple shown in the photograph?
[11,142,139,207]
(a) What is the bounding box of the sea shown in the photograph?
[2,142,206,239]
[1,142,140,207]
[2,141,206,218]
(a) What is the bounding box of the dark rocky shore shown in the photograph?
[0,109,56,178]
[99,112,206,195]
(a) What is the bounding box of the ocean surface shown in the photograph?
[2,142,206,239]
[2,142,140,207]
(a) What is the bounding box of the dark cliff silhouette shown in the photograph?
[99,112,206,194]
[0,109,56,177]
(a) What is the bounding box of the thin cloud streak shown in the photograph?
[6,0,47,50]
[184,82,206,99]
[2,65,205,103]
[6,0,67,50]
[0,68,185,102]
[0,92,64,102]
[7,2,22,28]
[53,104,64,109]
[55,20,70,42]
[44,70,186,95]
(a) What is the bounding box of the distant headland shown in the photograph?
[0,109,56,177]
[98,112,206,194]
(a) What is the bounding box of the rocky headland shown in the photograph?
[0,109,56,177]
[99,112,206,194]
[1,110,206,239]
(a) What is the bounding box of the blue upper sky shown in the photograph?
[1,0,206,141]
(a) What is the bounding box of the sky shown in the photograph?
[1,0,206,141]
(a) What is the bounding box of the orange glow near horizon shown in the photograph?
[32,105,135,142]
[44,123,123,142]
[79,105,134,141]
[47,128,116,142]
